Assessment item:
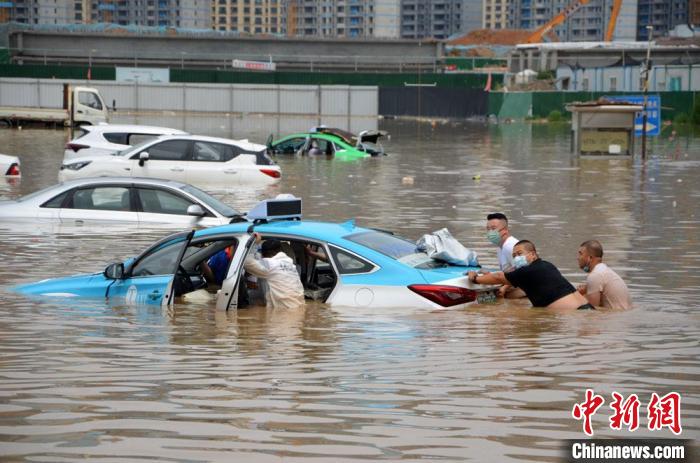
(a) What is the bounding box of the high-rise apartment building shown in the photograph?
[460,0,482,33]
[483,0,509,29]
[212,0,284,33]
[287,0,400,38]
[400,0,467,39]
[1,0,75,24]
[636,0,688,40]
[85,0,211,28]
[0,0,211,27]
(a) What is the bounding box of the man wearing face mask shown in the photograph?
[467,240,594,310]
[485,212,524,298]
[577,240,632,310]
[486,213,519,271]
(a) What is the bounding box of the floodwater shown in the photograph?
[0,117,698,462]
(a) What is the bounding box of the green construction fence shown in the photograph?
[489,91,698,122]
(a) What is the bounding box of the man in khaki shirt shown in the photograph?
[577,240,632,310]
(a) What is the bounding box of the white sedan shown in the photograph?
[0,177,245,226]
[59,135,281,186]
[1,153,21,176]
[64,124,188,160]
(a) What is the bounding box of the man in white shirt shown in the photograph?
[577,240,632,310]
[244,234,305,310]
[486,212,523,298]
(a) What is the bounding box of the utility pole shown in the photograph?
[641,25,653,159]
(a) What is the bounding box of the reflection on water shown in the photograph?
[0,119,698,461]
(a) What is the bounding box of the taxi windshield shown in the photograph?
[344,230,446,269]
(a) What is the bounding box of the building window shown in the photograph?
[609,77,617,91]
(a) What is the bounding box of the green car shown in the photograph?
[268,127,388,159]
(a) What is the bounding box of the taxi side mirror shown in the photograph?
[104,262,125,280]
[138,151,149,167]
[186,204,205,217]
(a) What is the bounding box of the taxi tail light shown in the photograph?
[66,143,89,153]
[6,163,20,176]
[408,284,477,307]
[260,168,281,179]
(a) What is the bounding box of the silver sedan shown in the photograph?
[0,177,245,227]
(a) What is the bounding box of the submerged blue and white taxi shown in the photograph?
[14,197,496,310]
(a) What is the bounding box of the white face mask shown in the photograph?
[513,255,529,269]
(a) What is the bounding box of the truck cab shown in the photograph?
[68,86,109,126]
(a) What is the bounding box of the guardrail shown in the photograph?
[6,47,504,74]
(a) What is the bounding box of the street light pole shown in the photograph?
[641,25,653,159]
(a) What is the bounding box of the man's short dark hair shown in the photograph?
[514,239,536,253]
[261,239,281,256]
[580,240,603,258]
[487,213,508,223]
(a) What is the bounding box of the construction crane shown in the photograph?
[525,0,590,44]
[605,0,623,41]
[525,0,624,44]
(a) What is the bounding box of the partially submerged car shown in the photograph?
[59,135,281,186]
[14,197,497,310]
[268,127,388,159]
[0,177,245,226]
[64,124,188,160]
[1,153,20,176]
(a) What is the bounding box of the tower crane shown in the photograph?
[605,0,623,41]
[525,0,590,44]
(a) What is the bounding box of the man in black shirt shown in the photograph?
[467,240,594,310]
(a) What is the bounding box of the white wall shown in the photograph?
[556,64,700,92]
[0,78,379,120]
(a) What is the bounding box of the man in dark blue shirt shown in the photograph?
[202,246,234,286]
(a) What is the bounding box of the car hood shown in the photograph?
[13,272,107,297]
[358,130,389,144]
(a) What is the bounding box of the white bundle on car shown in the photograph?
[416,228,479,267]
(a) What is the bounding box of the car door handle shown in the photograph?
[124,167,130,171]
[76,110,84,114]
[148,289,161,302]
[170,167,184,172]
[224,169,237,174]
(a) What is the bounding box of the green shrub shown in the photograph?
[547,110,563,122]
[537,70,555,80]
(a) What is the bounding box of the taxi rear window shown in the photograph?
[344,230,416,260]
[344,230,447,269]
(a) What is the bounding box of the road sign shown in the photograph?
[607,95,661,136]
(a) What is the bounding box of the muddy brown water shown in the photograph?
[0,118,698,461]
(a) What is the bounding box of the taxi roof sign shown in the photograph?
[247,195,302,222]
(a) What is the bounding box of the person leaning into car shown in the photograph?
[467,240,594,311]
[243,233,305,310]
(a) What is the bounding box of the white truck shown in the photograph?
[0,84,109,127]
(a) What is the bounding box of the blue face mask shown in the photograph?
[486,230,501,245]
[583,265,591,273]
[513,255,529,269]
